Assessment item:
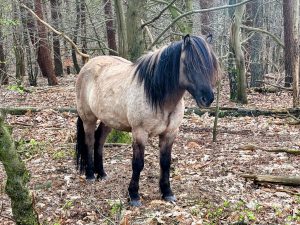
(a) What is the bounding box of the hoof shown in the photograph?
[163,195,176,202]
[86,174,95,181]
[130,199,142,207]
[97,174,108,180]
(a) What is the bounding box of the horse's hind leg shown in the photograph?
[128,129,148,207]
[94,122,112,179]
[82,120,97,180]
[159,131,177,202]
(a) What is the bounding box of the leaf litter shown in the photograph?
[0,75,299,224]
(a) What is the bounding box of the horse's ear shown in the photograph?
[183,34,191,46]
[206,34,213,43]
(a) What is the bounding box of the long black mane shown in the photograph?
[134,35,218,109]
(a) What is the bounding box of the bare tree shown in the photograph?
[35,0,58,85]
[103,0,117,55]
[0,22,7,85]
[50,0,63,76]
[282,0,299,106]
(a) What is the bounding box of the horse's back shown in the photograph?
[76,56,134,128]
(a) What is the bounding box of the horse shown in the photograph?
[75,35,220,207]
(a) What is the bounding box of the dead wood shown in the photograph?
[238,144,300,155]
[241,174,300,186]
[1,106,300,119]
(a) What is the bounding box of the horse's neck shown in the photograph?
[163,89,185,112]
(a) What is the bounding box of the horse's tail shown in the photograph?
[76,116,87,173]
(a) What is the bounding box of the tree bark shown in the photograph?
[241,174,300,186]
[126,0,146,61]
[34,0,58,85]
[0,15,8,85]
[283,0,299,106]
[50,0,63,76]
[199,0,213,35]
[103,0,117,55]
[114,0,128,58]
[229,0,248,104]
[72,0,81,73]
[248,1,264,87]
[0,116,40,225]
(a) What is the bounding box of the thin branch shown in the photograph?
[151,0,183,13]
[241,25,284,48]
[256,80,292,91]
[149,0,256,48]
[141,0,177,28]
[20,3,90,61]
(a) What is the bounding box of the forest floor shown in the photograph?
[0,75,299,225]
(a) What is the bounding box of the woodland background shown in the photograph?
[0,0,300,224]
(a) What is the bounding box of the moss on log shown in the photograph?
[0,116,39,225]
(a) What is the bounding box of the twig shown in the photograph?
[150,0,256,48]
[141,0,177,28]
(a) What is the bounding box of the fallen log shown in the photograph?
[1,106,300,118]
[238,144,300,155]
[241,174,300,186]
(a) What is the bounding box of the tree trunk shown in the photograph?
[103,0,117,55]
[34,0,58,85]
[114,0,128,58]
[72,0,81,73]
[50,0,63,76]
[0,116,39,225]
[126,0,146,61]
[229,0,248,104]
[283,0,299,106]
[249,1,264,87]
[80,0,87,64]
[199,0,213,35]
[13,2,25,85]
[0,13,8,85]
[20,3,39,86]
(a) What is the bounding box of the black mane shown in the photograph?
[133,36,218,109]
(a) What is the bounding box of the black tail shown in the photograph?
[76,116,87,173]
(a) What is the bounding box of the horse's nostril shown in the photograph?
[201,96,207,103]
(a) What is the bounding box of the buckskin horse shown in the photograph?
[75,35,220,206]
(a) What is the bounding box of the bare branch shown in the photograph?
[241,25,284,48]
[149,0,256,49]
[141,0,177,28]
[20,3,90,62]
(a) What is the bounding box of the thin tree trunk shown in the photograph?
[0,23,7,85]
[126,0,146,61]
[114,0,128,58]
[50,0,63,76]
[249,1,264,87]
[229,0,248,104]
[80,0,87,64]
[34,0,58,85]
[20,2,38,86]
[283,0,299,106]
[13,3,25,85]
[200,0,213,35]
[72,0,81,73]
[103,0,117,55]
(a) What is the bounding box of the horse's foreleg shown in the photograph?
[94,122,111,179]
[83,121,97,180]
[128,130,148,207]
[159,131,177,202]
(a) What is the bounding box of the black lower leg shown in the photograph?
[159,147,174,198]
[128,142,145,205]
[94,123,111,179]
